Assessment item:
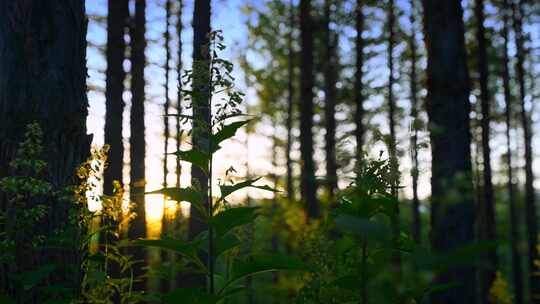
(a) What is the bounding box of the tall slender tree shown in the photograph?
[102,0,129,286]
[323,0,338,200]
[422,0,476,303]
[0,0,90,298]
[475,0,497,298]
[355,0,365,160]
[387,0,401,271]
[299,0,319,219]
[104,0,129,195]
[409,0,421,243]
[286,0,295,202]
[512,1,539,300]
[161,0,172,293]
[128,0,147,292]
[176,0,183,189]
[502,0,523,301]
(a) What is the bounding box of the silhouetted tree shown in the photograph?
[299,0,319,219]
[422,0,476,302]
[0,0,90,299]
[128,0,147,292]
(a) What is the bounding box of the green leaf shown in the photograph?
[133,238,206,272]
[211,120,252,147]
[215,233,242,257]
[219,177,278,201]
[211,207,259,237]
[220,254,306,294]
[335,214,392,241]
[170,149,209,175]
[331,275,361,290]
[163,288,220,304]
[146,187,206,217]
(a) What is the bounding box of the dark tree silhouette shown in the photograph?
[128,0,147,292]
[0,0,90,299]
[323,0,338,200]
[502,0,523,301]
[422,0,476,302]
[104,0,128,195]
[299,0,319,219]
[355,0,365,160]
[512,1,539,300]
[286,0,295,202]
[408,0,421,243]
[475,0,497,299]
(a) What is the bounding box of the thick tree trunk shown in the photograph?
[176,0,183,190]
[323,0,338,201]
[188,0,211,289]
[409,0,421,244]
[512,1,539,301]
[0,0,90,300]
[299,0,319,219]
[128,0,147,292]
[502,1,523,301]
[474,0,497,299]
[355,0,365,160]
[422,0,476,303]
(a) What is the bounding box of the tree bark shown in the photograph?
[512,1,539,301]
[502,1,523,302]
[104,0,128,196]
[409,0,421,244]
[474,0,497,299]
[323,0,338,201]
[0,0,90,300]
[286,0,295,202]
[299,0,319,219]
[422,0,476,303]
[128,0,147,292]
[355,0,365,161]
[387,0,401,273]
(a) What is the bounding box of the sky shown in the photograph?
[84,0,540,223]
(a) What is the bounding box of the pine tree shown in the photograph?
[323,0,338,200]
[0,0,90,299]
[299,0,319,219]
[475,0,497,298]
[422,0,476,302]
[501,0,523,302]
[355,0,365,161]
[128,0,147,292]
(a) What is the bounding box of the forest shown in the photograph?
[0,0,540,303]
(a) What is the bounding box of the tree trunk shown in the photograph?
[103,0,129,289]
[286,0,295,202]
[502,1,523,301]
[409,0,421,244]
[323,0,338,201]
[104,0,128,196]
[128,0,147,292]
[161,0,172,293]
[387,0,401,273]
[299,0,319,219]
[176,0,183,190]
[0,0,90,300]
[355,0,365,161]
[422,0,476,303]
[188,0,211,289]
[512,1,539,300]
[474,0,497,299]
